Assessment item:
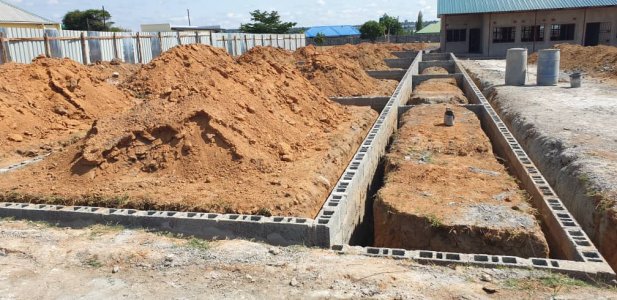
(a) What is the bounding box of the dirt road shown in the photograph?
[1,219,615,299]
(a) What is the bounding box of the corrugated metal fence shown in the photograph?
[0,27,306,65]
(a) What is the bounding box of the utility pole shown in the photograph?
[102,6,106,28]
[187,9,191,26]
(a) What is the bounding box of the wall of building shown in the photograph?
[441,6,617,57]
[0,22,60,30]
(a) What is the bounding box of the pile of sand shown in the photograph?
[529,44,617,80]
[421,67,449,75]
[0,44,376,217]
[374,104,549,257]
[0,57,135,165]
[292,45,399,97]
[326,43,397,70]
[409,78,468,105]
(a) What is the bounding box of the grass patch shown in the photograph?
[426,214,443,227]
[186,238,210,251]
[88,224,124,239]
[84,255,103,268]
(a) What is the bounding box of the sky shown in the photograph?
[6,0,438,31]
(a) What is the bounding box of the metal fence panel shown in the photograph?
[6,27,46,63]
[0,28,310,65]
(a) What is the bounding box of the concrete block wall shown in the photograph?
[452,54,609,266]
[314,51,423,246]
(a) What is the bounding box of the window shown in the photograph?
[446,29,466,42]
[550,24,575,41]
[493,27,515,43]
[521,25,545,42]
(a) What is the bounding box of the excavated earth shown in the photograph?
[0,57,136,166]
[529,43,617,82]
[374,104,549,258]
[238,45,399,97]
[408,78,468,105]
[0,44,377,218]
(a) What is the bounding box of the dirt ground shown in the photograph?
[1,218,615,299]
[0,57,136,166]
[408,78,468,105]
[374,104,549,258]
[529,44,617,83]
[0,45,376,218]
[462,59,617,272]
[422,66,450,75]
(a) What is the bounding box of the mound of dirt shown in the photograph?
[0,57,135,165]
[326,43,397,70]
[293,45,399,97]
[529,44,617,80]
[374,104,549,257]
[408,78,468,105]
[0,44,377,218]
[421,67,449,75]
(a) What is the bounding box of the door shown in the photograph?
[585,22,601,46]
[469,28,481,53]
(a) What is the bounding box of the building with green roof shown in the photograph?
[437,0,617,56]
[416,21,441,34]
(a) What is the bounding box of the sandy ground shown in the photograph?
[1,218,615,299]
[374,105,548,257]
[461,59,617,271]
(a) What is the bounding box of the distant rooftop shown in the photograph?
[438,0,617,16]
[0,0,57,24]
[305,25,360,38]
[416,21,441,34]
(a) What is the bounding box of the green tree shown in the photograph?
[62,9,124,31]
[239,10,297,34]
[379,14,403,37]
[314,33,326,46]
[416,11,424,32]
[360,21,385,42]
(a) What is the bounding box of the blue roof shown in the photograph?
[305,26,360,38]
[438,0,617,16]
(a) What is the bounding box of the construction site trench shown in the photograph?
[0,44,615,283]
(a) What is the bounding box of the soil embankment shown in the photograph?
[0,57,135,165]
[0,44,377,218]
[529,44,617,82]
[462,59,617,271]
[408,78,468,105]
[374,104,549,257]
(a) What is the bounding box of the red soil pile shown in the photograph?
[326,43,397,70]
[529,44,617,80]
[374,104,549,257]
[0,44,376,218]
[0,57,135,165]
[293,45,399,97]
[239,45,398,97]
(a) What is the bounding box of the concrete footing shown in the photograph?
[366,70,407,81]
[330,96,390,112]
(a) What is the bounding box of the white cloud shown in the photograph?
[317,0,325,6]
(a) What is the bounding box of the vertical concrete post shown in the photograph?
[80,32,88,64]
[112,32,119,59]
[43,32,51,57]
[0,32,5,63]
[135,32,143,64]
[176,31,182,45]
[195,31,201,44]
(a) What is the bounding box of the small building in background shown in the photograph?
[140,23,222,33]
[438,0,617,57]
[305,25,361,38]
[416,21,441,35]
[0,0,60,30]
